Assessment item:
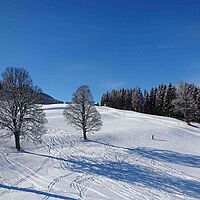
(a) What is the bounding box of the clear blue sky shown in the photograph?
[0,0,200,102]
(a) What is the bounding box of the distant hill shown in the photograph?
[39,92,64,104]
[0,82,63,104]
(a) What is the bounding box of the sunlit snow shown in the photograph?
[0,104,200,200]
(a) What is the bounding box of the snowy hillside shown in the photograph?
[0,104,200,200]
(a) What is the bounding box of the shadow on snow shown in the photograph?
[131,147,200,168]
[0,184,76,200]
[89,140,200,168]
[22,150,200,198]
[66,157,200,198]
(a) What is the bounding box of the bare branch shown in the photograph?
[63,85,102,139]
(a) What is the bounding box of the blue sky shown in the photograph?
[0,0,200,102]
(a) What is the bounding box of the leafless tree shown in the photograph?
[63,85,102,140]
[0,67,47,150]
[172,82,200,125]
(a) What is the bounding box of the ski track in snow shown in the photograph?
[0,105,200,200]
[0,150,79,199]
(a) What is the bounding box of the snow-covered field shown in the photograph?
[0,104,200,200]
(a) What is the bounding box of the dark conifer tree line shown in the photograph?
[101,83,200,124]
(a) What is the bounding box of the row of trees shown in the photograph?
[0,67,102,150]
[101,83,200,124]
[1,67,199,150]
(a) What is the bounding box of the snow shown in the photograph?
[0,104,200,200]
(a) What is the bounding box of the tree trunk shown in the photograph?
[184,111,191,125]
[186,118,191,125]
[14,133,20,151]
[83,129,87,140]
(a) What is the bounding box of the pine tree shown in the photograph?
[116,89,125,109]
[110,90,118,108]
[155,84,167,115]
[100,92,107,106]
[149,87,157,114]
[163,83,176,116]
[124,89,132,110]
[143,90,150,113]
[132,87,144,112]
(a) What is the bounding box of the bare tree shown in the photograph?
[0,67,47,150]
[63,85,102,140]
[172,82,200,125]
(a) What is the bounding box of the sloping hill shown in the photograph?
[0,84,63,104]
[0,104,200,200]
[38,93,64,104]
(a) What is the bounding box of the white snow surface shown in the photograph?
[0,104,200,200]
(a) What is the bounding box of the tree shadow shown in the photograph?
[0,184,76,200]
[153,139,167,142]
[89,140,200,168]
[22,150,69,162]
[22,150,200,198]
[189,124,200,129]
[130,147,200,168]
[87,139,129,150]
[66,156,200,198]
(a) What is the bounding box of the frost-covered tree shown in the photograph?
[163,83,176,116]
[110,89,118,108]
[116,89,126,109]
[0,67,47,150]
[124,89,132,110]
[172,82,200,125]
[132,87,144,112]
[101,92,109,106]
[100,83,200,122]
[63,85,102,140]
